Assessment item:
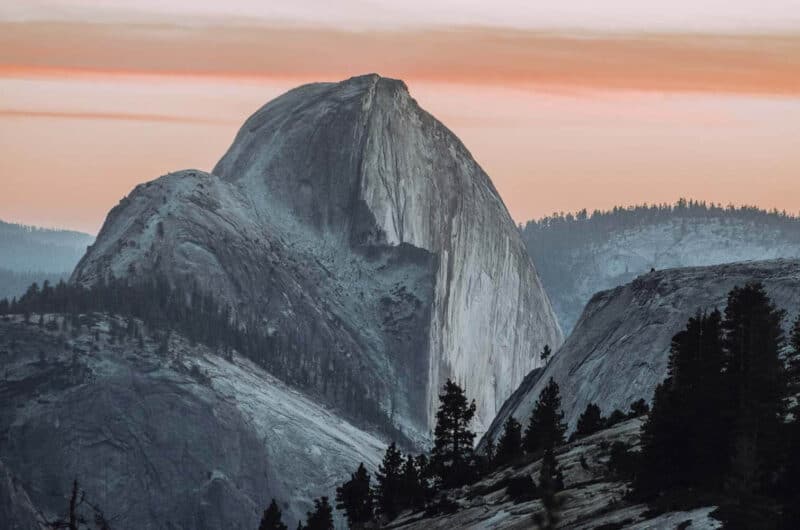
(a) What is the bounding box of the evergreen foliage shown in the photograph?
[0,276,406,443]
[722,283,786,496]
[523,378,566,454]
[399,454,426,512]
[627,399,649,418]
[259,499,288,530]
[636,284,789,527]
[494,416,523,466]
[374,442,404,519]
[637,310,729,494]
[303,497,333,530]
[335,463,373,528]
[534,448,563,530]
[574,403,604,439]
[540,344,552,363]
[430,379,478,489]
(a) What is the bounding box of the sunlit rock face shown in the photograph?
[73,74,562,436]
[481,259,800,448]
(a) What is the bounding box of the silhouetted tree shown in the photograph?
[723,283,786,495]
[335,463,373,528]
[399,454,425,512]
[574,403,604,438]
[304,497,333,530]
[627,398,649,418]
[259,499,288,530]
[637,310,728,494]
[430,379,478,489]
[375,442,404,519]
[604,409,627,428]
[540,344,552,364]
[534,448,563,530]
[495,416,523,466]
[482,437,496,471]
[523,378,566,454]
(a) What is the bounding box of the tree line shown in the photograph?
[0,276,409,445]
[262,281,800,529]
[7,276,798,528]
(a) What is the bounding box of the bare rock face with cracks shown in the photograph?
[72,73,563,437]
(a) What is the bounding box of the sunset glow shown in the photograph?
[1,2,799,232]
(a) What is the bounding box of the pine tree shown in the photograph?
[304,497,333,530]
[375,442,404,519]
[636,310,728,494]
[627,398,649,418]
[430,379,478,489]
[482,437,496,471]
[335,463,373,528]
[540,344,552,364]
[722,283,786,495]
[523,378,566,454]
[574,403,604,438]
[534,448,563,530]
[636,381,682,496]
[494,416,523,466]
[399,454,425,512]
[414,454,434,504]
[259,499,288,530]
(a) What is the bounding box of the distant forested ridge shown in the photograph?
[521,200,800,333]
[0,268,71,301]
[0,219,94,300]
[0,219,94,272]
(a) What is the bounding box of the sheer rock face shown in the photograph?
[481,259,800,447]
[72,74,562,434]
[0,317,384,529]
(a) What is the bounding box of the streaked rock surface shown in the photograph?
[483,259,800,447]
[72,74,562,435]
[0,315,384,529]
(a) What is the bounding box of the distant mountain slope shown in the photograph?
[522,201,800,333]
[0,314,384,529]
[0,220,95,301]
[0,220,94,273]
[482,259,800,448]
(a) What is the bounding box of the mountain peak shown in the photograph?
[75,76,562,436]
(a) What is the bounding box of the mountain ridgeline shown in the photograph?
[0,220,95,300]
[523,201,800,333]
[0,74,562,529]
[482,259,800,448]
[71,74,562,437]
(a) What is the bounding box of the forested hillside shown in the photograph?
[522,200,800,332]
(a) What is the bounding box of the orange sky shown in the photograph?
[1,20,800,232]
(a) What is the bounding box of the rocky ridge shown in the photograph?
[72,74,562,435]
[482,259,800,447]
[0,314,384,529]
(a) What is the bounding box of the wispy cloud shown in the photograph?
[2,22,799,96]
[0,108,234,124]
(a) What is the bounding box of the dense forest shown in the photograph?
[522,199,800,250]
[0,276,410,447]
[0,268,72,301]
[521,200,800,332]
